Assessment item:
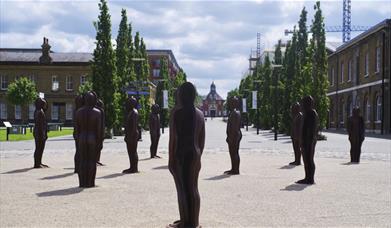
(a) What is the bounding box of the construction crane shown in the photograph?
[284,0,370,43]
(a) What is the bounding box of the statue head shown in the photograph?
[75,94,85,110]
[179,82,196,108]
[301,95,314,112]
[291,102,301,115]
[353,107,360,117]
[96,99,104,109]
[128,96,138,110]
[228,96,239,111]
[85,91,97,108]
[34,97,45,110]
[152,104,160,114]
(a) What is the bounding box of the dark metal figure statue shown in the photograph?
[74,91,103,188]
[96,98,105,166]
[123,97,139,174]
[168,82,205,228]
[73,94,85,173]
[347,107,365,163]
[149,104,161,158]
[33,97,49,168]
[289,102,303,166]
[297,96,318,185]
[224,96,242,175]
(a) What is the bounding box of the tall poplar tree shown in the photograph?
[311,1,329,130]
[91,0,118,137]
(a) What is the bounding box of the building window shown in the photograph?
[339,100,344,124]
[347,59,352,82]
[364,52,369,77]
[375,47,381,73]
[355,95,360,108]
[153,69,160,77]
[1,75,8,90]
[375,96,382,122]
[66,103,73,120]
[28,104,34,120]
[14,105,21,120]
[80,75,87,85]
[29,75,36,84]
[340,62,344,83]
[52,75,59,91]
[364,98,370,122]
[347,98,353,117]
[66,76,73,91]
[51,104,59,120]
[153,59,160,67]
[0,103,7,119]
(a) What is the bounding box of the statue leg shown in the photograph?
[74,140,80,173]
[171,161,188,227]
[349,140,354,162]
[124,141,138,173]
[294,140,301,165]
[34,139,47,168]
[233,140,240,174]
[186,157,201,227]
[86,142,97,188]
[78,141,88,187]
[308,142,316,183]
[297,143,314,185]
[150,135,158,158]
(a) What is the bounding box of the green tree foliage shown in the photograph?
[6,77,37,106]
[91,0,119,136]
[310,1,329,130]
[78,80,93,95]
[156,57,170,126]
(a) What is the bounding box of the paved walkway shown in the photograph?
[0,118,390,227]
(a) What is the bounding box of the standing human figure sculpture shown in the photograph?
[96,98,105,166]
[168,82,205,228]
[289,102,303,166]
[149,104,161,158]
[123,97,139,174]
[33,97,49,168]
[73,94,85,173]
[74,91,103,188]
[224,96,242,175]
[347,107,365,163]
[297,96,318,185]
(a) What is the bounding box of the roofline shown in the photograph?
[0,62,91,66]
[329,19,391,57]
[146,49,180,70]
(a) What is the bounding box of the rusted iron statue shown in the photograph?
[347,107,365,163]
[168,82,205,228]
[123,97,139,174]
[96,98,105,166]
[33,97,49,168]
[297,96,318,185]
[289,102,303,166]
[149,104,161,158]
[74,91,103,188]
[73,94,84,173]
[224,96,242,175]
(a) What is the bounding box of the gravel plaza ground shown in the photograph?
[0,118,390,227]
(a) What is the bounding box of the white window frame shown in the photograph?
[364,52,369,77]
[14,105,21,120]
[51,104,59,120]
[28,104,34,120]
[347,59,352,82]
[340,62,344,83]
[65,103,73,120]
[66,75,73,91]
[52,75,59,91]
[153,69,160,77]
[80,75,87,85]
[376,96,382,122]
[1,75,8,90]
[0,102,7,119]
[375,47,381,73]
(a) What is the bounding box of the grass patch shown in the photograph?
[0,127,73,142]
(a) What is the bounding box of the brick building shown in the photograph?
[0,38,181,126]
[327,19,390,134]
[202,82,225,117]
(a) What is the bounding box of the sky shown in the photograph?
[1,0,390,98]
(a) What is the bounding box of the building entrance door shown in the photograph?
[210,109,216,117]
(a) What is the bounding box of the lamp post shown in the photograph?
[253,80,261,135]
[243,89,250,131]
[271,64,282,141]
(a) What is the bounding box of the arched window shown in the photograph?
[375,96,382,121]
[347,96,353,117]
[339,99,345,124]
[355,95,361,108]
[364,97,370,122]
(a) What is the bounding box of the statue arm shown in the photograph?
[35,111,45,139]
[96,112,103,145]
[168,111,177,171]
[199,116,205,154]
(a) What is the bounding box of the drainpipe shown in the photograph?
[336,54,339,129]
[381,30,385,134]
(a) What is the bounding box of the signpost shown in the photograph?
[242,98,248,131]
[3,121,12,141]
[162,90,168,134]
[252,88,259,135]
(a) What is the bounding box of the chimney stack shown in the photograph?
[39,37,52,64]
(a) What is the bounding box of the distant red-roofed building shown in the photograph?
[202,82,225,117]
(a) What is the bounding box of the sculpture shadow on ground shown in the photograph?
[2,167,34,174]
[279,165,296,170]
[139,157,152,161]
[341,162,360,166]
[97,173,124,179]
[280,183,310,191]
[40,172,75,180]
[204,174,231,181]
[36,187,84,197]
[153,165,168,170]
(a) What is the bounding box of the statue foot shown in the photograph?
[224,170,239,175]
[296,179,314,185]
[289,161,301,166]
[151,155,161,159]
[34,164,49,168]
[97,162,105,166]
[41,164,49,168]
[166,220,182,228]
[122,168,139,174]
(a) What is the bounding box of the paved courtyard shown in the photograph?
[0,118,390,227]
